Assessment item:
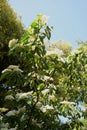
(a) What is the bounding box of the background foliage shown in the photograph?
[0,0,24,74]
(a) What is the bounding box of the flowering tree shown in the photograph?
[0,14,87,130]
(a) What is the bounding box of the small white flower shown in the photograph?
[40,106,46,113]
[8,65,19,69]
[36,102,42,107]
[40,105,53,113]
[60,58,66,63]
[28,35,37,42]
[31,45,35,51]
[44,75,53,81]
[2,65,23,73]
[41,15,49,24]
[42,89,49,95]
[77,87,80,90]
[49,95,56,102]
[20,115,26,122]
[45,105,54,110]
[8,65,23,72]
[27,28,34,34]
[6,110,16,117]
[9,39,18,48]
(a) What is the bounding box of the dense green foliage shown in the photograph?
[0,14,87,130]
[0,0,24,47]
[0,0,24,74]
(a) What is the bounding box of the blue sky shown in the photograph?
[9,0,87,47]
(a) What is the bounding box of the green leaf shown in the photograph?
[37,83,44,90]
[45,26,51,40]
[20,32,29,44]
[31,21,38,28]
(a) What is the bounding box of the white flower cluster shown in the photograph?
[36,102,42,107]
[16,91,33,100]
[2,69,11,74]
[8,65,19,69]
[44,75,53,81]
[40,105,53,113]
[5,107,26,118]
[5,95,14,101]
[0,108,8,113]
[6,110,16,116]
[2,65,23,74]
[8,39,18,48]
[8,65,23,72]
[6,110,16,117]
[60,101,76,105]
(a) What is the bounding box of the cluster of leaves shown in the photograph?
[0,14,87,130]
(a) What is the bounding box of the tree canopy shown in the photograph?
[0,0,24,47]
[0,0,24,74]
